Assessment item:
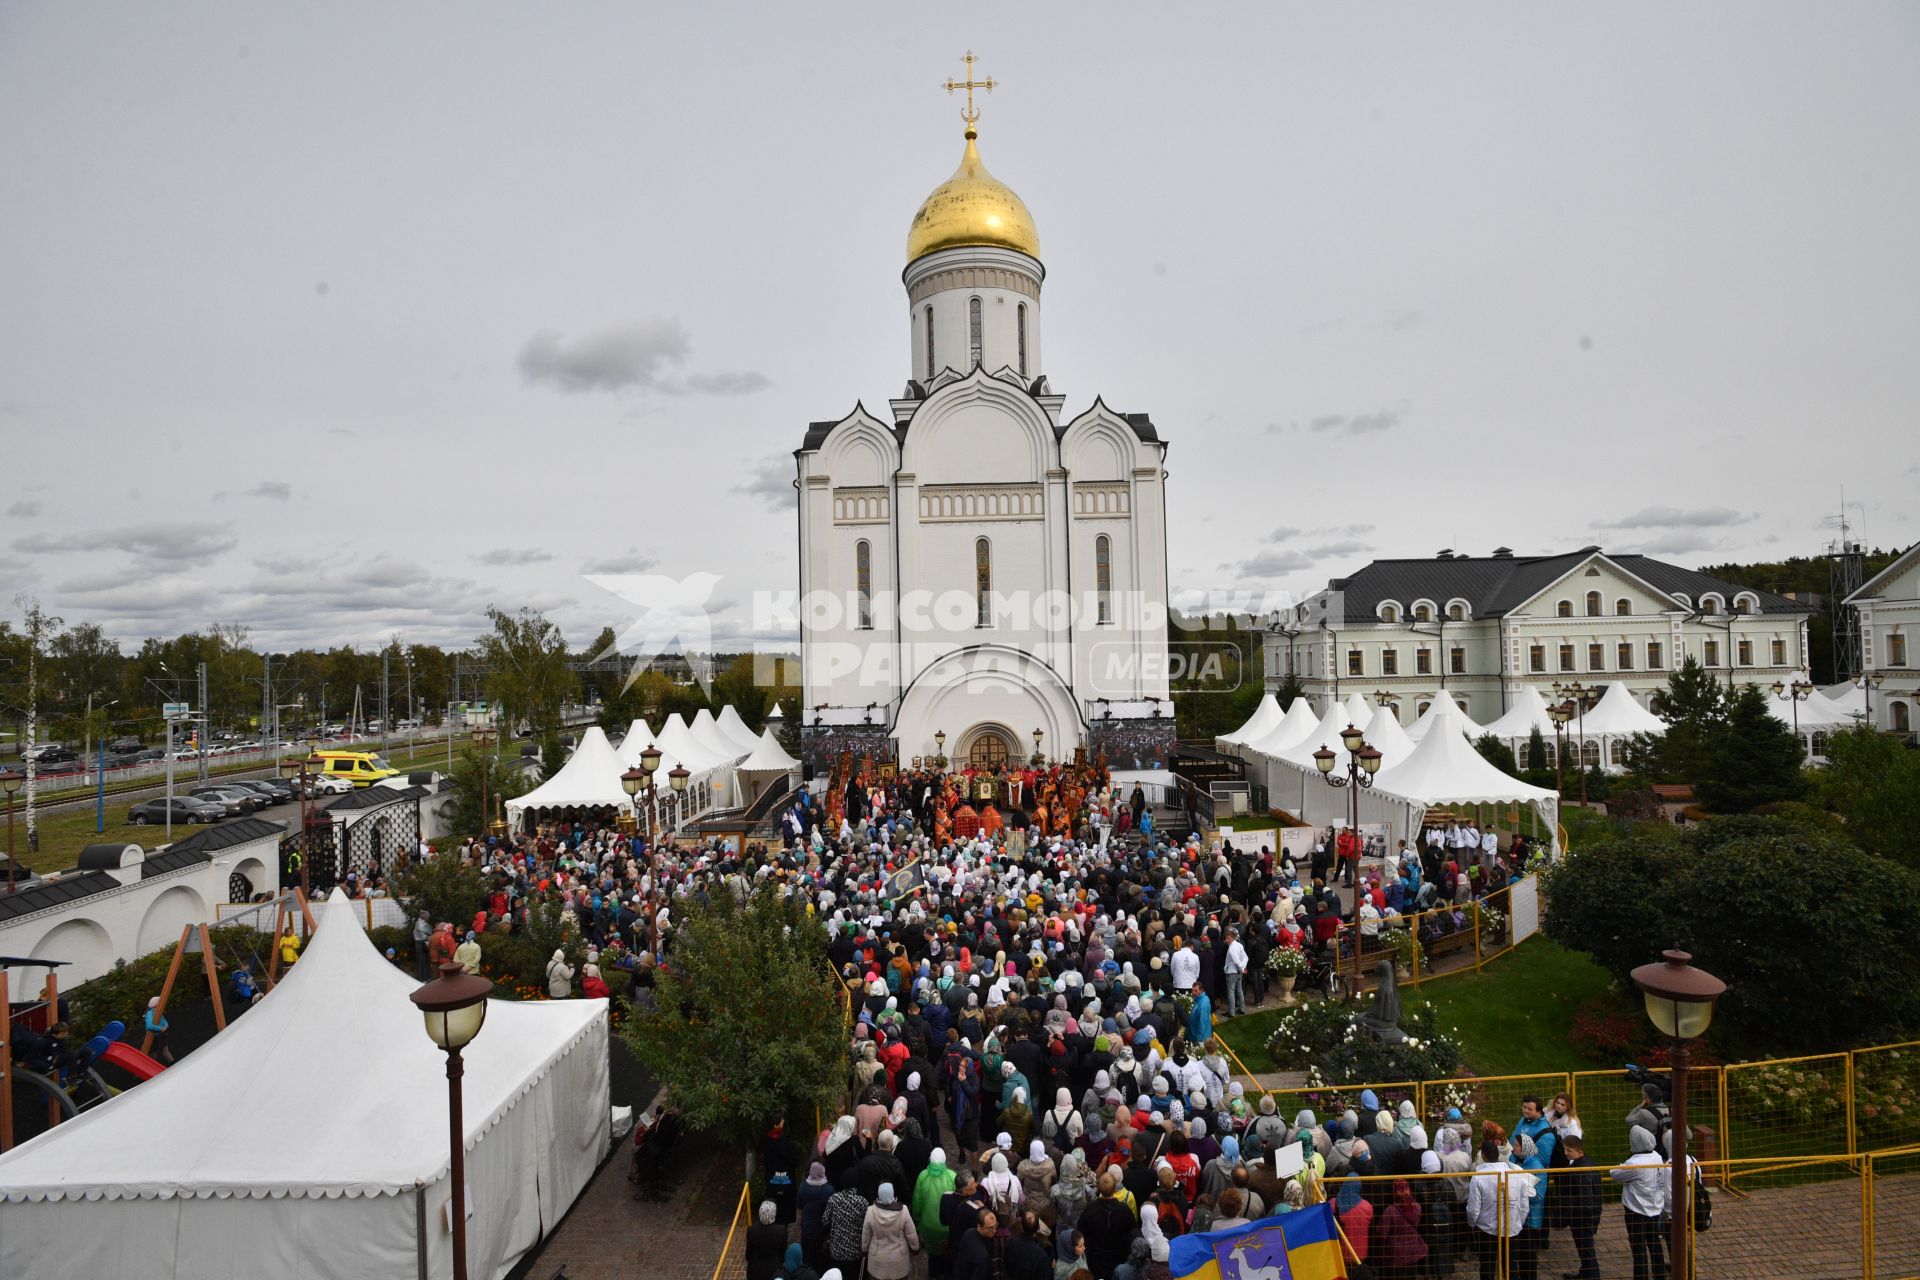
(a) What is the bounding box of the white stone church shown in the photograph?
[794,107,1175,774]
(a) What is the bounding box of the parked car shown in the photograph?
[187,785,259,816]
[229,779,292,804]
[128,796,224,825]
[308,772,354,795]
[108,736,144,754]
[23,744,77,766]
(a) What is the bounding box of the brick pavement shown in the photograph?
[519,1127,747,1280]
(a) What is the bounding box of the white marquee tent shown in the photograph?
[1768,674,1860,759]
[1215,694,1282,755]
[1367,712,1561,849]
[736,728,803,807]
[653,713,734,777]
[615,719,654,762]
[506,724,631,823]
[1404,692,1483,744]
[1344,693,1373,730]
[0,890,609,1280]
[714,705,766,755]
[1243,697,1321,758]
[1479,685,1561,746]
[690,707,751,764]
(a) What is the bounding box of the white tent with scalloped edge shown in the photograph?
[1243,697,1320,757]
[1404,691,1484,743]
[505,724,633,822]
[1216,693,1283,754]
[0,890,608,1280]
[713,704,766,755]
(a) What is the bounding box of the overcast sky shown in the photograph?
[2,3,1915,653]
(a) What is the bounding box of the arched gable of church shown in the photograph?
[901,369,1054,485]
[1061,400,1148,480]
[818,407,900,486]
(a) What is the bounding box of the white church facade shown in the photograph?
[794,100,1174,775]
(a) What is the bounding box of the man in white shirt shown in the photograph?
[1465,1137,1535,1280]
[1222,926,1250,1018]
[1169,937,1200,992]
[1610,1125,1668,1280]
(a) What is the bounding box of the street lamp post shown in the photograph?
[1630,949,1725,1280]
[1771,679,1813,759]
[279,756,319,898]
[933,730,947,772]
[4,773,20,894]
[1547,699,1573,801]
[409,961,493,1280]
[471,727,496,838]
[1313,724,1384,989]
[1860,673,1885,726]
[1032,727,1045,766]
[667,764,690,839]
[1555,682,1596,806]
[622,744,662,848]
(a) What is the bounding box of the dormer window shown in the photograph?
[1379,603,1401,624]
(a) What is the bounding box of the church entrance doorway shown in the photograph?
[962,726,1017,771]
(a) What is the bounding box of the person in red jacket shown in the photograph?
[1371,1178,1429,1278]
[1335,827,1361,888]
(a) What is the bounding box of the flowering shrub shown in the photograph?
[1477,905,1508,946]
[1264,947,1308,977]
[1264,999,1464,1084]
[1263,1000,1357,1070]
[1726,1062,1844,1129]
[1853,1049,1918,1147]
[1569,998,1644,1062]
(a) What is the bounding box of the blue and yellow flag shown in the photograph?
[1167,1202,1347,1280]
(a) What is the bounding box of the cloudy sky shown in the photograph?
[2,3,1915,652]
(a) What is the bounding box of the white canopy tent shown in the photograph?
[690,707,751,765]
[1363,703,1418,769]
[1243,696,1319,755]
[1479,686,1561,746]
[1578,683,1667,769]
[1404,692,1484,743]
[713,704,766,755]
[1768,674,1860,759]
[506,725,632,823]
[736,728,803,808]
[1819,681,1873,723]
[0,890,608,1280]
[1366,713,1561,851]
[653,713,733,777]
[615,719,654,763]
[1215,693,1283,755]
[1260,699,1371,823]
[1344,693,1374,729]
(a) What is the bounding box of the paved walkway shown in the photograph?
[519,1123,746,1280]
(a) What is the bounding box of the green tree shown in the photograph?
[623,891,843,1155]
[439,747,532,838]
[1697,684,1807,813]
[1545,816,1920,1052]
[477,606,576,738]
[1645,657,1725,782]
[1272,670,1308,709]
[1817,725,1920,869]
[1473,732,1519,775]
[395,851,488,934]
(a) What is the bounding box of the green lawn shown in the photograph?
[1218,936,1618,1078]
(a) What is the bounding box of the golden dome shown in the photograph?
[906,130,1040,264]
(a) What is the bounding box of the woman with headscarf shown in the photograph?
[1198,1133,1241,1200]
[1333,1176,1372,1267]
[798,1163,835,1269]
[1052,1225,1087,1280]
[1372,1178,1428,1279]
[983,1150,1024,1220]
[1139,1202,1174,1279]
[903,1071,935,1137]
[860,1182,919,1280]
[910,1148,956,1263]
[1049,1148,1097,1231]
[1017,1138,1057,1211]
[1040,1086,1083,1154]
[777,1241,819,1280]
[1001,1087,1035,1152]
[822,1116,860,1190]
[745,1200,789,1280]
[544,948,574,998]
[852,1040,884,1094]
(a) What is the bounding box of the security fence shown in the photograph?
[1326,872,1544,994]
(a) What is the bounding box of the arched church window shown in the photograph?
[1095,534,1112,624]
[924,305,934,377]
[855,540,872,630]
[968,296,983,367]
[1585,591,1602,617]
[975,537,992,627]
[1017,304,1028,377]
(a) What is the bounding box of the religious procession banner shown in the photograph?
[1167,1201,1347,1280]
[885,860,925,901]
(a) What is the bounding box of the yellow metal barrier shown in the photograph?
[709,1181,751,1280]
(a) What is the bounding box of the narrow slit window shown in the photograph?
[855,540,872,630]
[924,305,934,377]
[1095,534,1111,624]
[968,296,983,367]
[1017,303,1028,377]
[975,537,992,626]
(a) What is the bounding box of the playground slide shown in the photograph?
[97,1041,166,1081]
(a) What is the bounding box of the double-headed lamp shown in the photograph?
[1630,948,1725,1041]
[410,962,493,1051]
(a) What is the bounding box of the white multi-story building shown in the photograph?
[793,110,1174,773]
[1844,543,1920,738]
[1269,546,1813,728]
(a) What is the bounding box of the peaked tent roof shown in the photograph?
[1244,698,1322,757]
[1479,686,1561,741]
[0,890,603,1203]
[1404,692,1483,743]
[1579,683,1668,737]
[653,713,731,775]
[1344,693,1374,730]
[1766,676,1859,730]
[509,725,630,813]
[1218,694,1283,747]
[1272,699,1362,771]
[1363,703,1418,770]
[1372,718,1558,807]
[689,707,750,763]
[616,719,653,762]
[738,727,801,773]
[713,705,766,755]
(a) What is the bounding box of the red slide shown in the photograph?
[98,1042,167,1081]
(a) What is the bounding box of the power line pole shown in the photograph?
[381,651,391,755]
[197,662,210,781]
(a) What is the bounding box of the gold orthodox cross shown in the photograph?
[943,50,997,128]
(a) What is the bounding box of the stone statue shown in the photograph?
[1360,959,1406,1044]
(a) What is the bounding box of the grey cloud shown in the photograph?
[242,481,292,501]
[1309,408,1403,435]
[1388,309,1424,331]
[732,458,796,509]
[16,521,238,566]
[1224,548,1317,577]
[1266,526,1302,542]
[518,319,768,396]
[1307,538,1372,558]
[7,500,42,518]
[1597,506,1754,529]
[580,549,658,575]
[1615,530,1722,557]
[475,547,555,566]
